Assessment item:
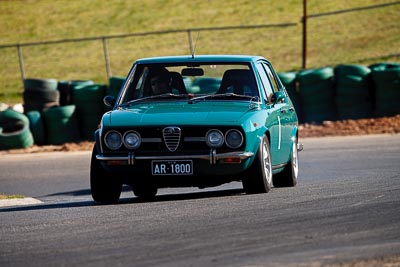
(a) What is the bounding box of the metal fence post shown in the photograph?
[302,0,308,70]
[102,37,112,79]
[17,45,26,86]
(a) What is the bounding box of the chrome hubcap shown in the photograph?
[292,140,299,178]
[262,140,272,184]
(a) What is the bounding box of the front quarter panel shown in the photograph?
[240,108,269,168]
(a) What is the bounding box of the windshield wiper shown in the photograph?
[118,93,188,107]
[188,93,259,104]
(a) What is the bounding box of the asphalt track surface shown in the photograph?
[1,134,399,266]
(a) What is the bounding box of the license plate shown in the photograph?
[151,160,193,175]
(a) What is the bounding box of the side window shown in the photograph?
[262,63,279,92]
[256,63,274,103]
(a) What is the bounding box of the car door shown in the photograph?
[255,62,284,166]
[264,62,297,164]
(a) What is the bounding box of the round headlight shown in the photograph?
[123,131,141,149]
[104,131,122,150]
[225,129,243,149]
[206,129,224,148]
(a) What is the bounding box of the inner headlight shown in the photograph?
[104,131,122,150]
[123,131,141,149]
[206,129,224,148]
[225,129,243,149]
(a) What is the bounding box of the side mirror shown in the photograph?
[271,91,286,105]
[103,95,116,107]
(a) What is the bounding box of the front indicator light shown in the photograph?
[220,158,242,164]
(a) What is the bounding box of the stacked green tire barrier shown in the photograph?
[73,84,107,140]
[297,67,336,123]
[23,78,60,113]
[334,64,372,120]
[190,77,221,94]
[25,110,45,145]
[277,72,302,122]
[42,105,80,145]
[370,63,400,116]
[58,80,94,106]
[108,77,125,98]
[0,108,34,150]
[105,77,125,112]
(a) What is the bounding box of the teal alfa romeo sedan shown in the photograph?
[91,55,301,203]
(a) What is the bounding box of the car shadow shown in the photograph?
[0,187,244,213]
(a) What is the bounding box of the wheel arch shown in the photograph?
[94,129,102,154]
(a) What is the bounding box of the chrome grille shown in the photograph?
[162,127,181,152]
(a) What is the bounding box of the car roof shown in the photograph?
[134,55,269,65]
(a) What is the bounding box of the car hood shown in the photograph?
[103,102,259,127]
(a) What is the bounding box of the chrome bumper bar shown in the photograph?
[96,150,254,165]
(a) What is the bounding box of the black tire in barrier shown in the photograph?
[23,89,60,103]
[58,80,94,106]
[23,78,58,91]
[23,78,60,113]
[23,101,59,114]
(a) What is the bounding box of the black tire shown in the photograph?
[58,80,94,106]
[132,181,158,200]
[23,78,58,91]
[242,135,272,194]
[90,146,122,204]
[23,89,60,103]
[23,89,60,113]
[273,136,299,187]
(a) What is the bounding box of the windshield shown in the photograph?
[117,63,260,105]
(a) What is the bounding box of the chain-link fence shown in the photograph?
[0,1,399,104]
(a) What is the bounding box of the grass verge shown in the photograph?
[0,194,25,200]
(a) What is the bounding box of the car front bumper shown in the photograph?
[96,150,254,165]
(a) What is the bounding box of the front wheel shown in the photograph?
[242,135,273,194]
[273,136,298,187]
[90,146,122,204]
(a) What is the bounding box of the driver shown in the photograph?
[150,72,172,95]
